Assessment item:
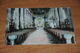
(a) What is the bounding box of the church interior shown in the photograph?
[5,7,76,45]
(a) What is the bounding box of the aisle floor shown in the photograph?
[22,29,52,45]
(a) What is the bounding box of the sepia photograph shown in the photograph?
[5,7,76,45]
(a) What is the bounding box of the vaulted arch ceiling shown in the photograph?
[29,8,50,15]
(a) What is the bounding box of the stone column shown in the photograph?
[59,8,66,22]
[26,11,29,28]
[54,8,59,27]
[28,14,31,28]
[52,8,55,18]
[6,8,11,31]
[59,8,67,28]
[26,8,33,28]
[67,8,73,28]
[14,8,19,30]
[30,14,33,28]
[49,8,55,19]
[24,8,27,28]
[20,8,24,29]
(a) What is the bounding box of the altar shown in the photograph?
[34,17,44,30]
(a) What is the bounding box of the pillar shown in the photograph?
[14,8,19,30]
[6,8,11,31]
[59,8,66,22]
[59,7,67,28]
[20,8,24,29]
[24,8,27,28]
[54,8,59,27]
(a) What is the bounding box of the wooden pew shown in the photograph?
[44,28,75,44]
[44,28,60,44]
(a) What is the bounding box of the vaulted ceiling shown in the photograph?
[29,8,50,15]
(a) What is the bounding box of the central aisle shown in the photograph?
[22,29,51,45]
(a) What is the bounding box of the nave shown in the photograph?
[22,29,51,45]
[6,28,75,45]
[6,8,76,45]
